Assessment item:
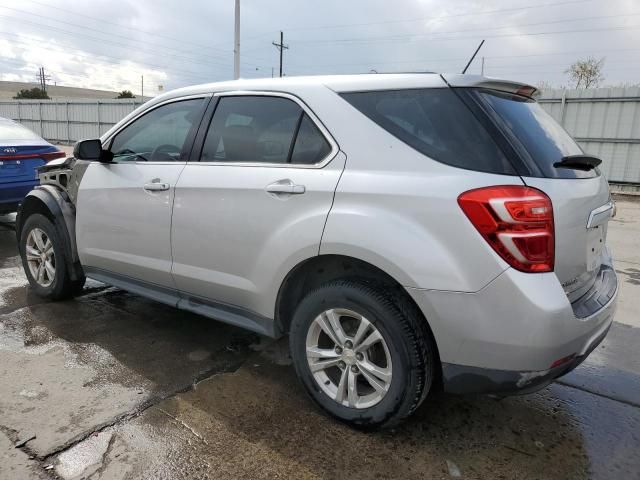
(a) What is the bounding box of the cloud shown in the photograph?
[0,0,639,93]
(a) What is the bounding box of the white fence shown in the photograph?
[2,88,640,184]
[0,99,145,144]
[538,87,640,184]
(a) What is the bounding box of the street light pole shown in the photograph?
[234,0,240,79]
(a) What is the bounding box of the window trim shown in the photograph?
[102,94,211,165]
[194,90,339,169]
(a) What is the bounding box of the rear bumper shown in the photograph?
[441,317,611,394]
[408,249,618,394]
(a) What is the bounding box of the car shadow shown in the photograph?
[152,347,595,480]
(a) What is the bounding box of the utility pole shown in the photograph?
[35,67,51,93]
[141,75,144,98]
[272,31,288,77]
[234,0,240,79]
[481,57,485,76]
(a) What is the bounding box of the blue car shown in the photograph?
[0,117,65,214]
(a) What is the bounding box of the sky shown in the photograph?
[0,0,639,95]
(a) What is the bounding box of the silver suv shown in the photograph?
[16,74,618,427]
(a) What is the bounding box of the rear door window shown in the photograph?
[341,88,516,175]
[201,95,333,165]
[475,90,595,179]
[202,96,300,164]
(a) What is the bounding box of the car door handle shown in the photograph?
[266,181,306,195]
[144,182,170,191]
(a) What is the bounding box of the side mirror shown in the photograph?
[73,139,113,162]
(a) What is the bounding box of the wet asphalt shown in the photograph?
[0,197,639,480]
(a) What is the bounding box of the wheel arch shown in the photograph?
[17,186,84,281]
[275,253,442,384]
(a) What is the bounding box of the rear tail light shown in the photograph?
[458,185,554,273]
[41,150,67,161]
[0,150,66,161]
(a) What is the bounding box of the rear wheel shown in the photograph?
[289,279,436,428]
[20,213,85,300]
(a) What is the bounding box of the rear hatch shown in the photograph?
[458,81,613,302]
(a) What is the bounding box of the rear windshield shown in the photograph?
[475,90,596,179]
[341,88,516,175]
[0,120,41,141]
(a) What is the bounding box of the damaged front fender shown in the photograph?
[16,157,90,282]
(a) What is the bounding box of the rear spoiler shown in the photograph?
[440,74,538,98]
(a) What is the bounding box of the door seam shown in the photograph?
[168,162,189,291]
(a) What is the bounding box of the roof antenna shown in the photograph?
[461,40,485,74]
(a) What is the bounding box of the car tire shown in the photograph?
[289,279,436,428]
[19,213,82,300]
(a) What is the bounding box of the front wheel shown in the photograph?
[289,280,436,428]
[19,213,84,300]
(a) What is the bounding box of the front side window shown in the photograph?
[110,98,203,162]
[201,96,332,165]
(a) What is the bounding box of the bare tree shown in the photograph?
[565,57,605,89]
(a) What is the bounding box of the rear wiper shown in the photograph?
[553,155,602,171]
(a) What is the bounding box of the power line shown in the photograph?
[279,0,593,31]
[0,14,270,72]
[292,12,640,45]
[14,0,594,63]
[290,47,640,71]
[0,36,215,84]
[0,56,190,87]
[241,12,640,71]
[13,1,274,65]
[18,0,236,56]
[0,6,233,64]
[0,35,213,81]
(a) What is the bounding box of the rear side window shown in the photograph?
[291,115,331,164]
[475,90,596,179]
[341,88,515,175]
[201,96,332,165]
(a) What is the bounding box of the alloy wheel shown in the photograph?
[306,308,392,409]
[25,228,56,287]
